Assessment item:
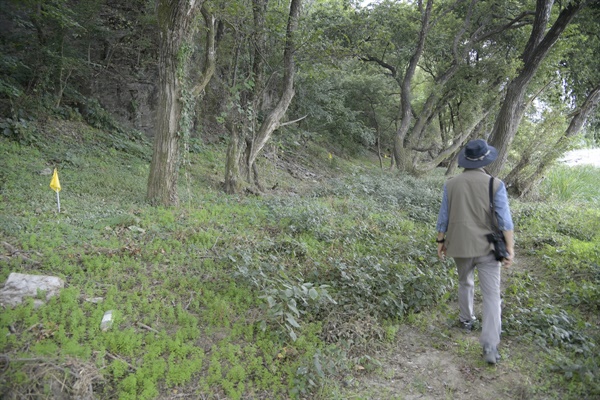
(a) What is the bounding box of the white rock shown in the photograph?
[100,310,114,331]
[0,272,64,308]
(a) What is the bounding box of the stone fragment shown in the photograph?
[0,272,64,308]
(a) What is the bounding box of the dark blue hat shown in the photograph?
[458,139,498,168]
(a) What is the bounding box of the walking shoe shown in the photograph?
[482,344,500,364]
[460,318,477,332]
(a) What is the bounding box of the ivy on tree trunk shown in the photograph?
[147,1,215,206]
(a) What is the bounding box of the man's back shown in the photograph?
[445,169,498,258]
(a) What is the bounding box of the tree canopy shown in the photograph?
[0,0,598,201]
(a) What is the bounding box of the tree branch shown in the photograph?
[474,11,535,43]
[279,114,308,127]
[359,55,397,77]
[191,5,217,97]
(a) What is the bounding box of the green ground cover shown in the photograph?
[0,121,598,399]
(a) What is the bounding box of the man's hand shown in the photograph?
[501,230,515,267]
[502,249,514,267]
[437,243,446,260]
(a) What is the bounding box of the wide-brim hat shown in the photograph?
[457,139,498,168]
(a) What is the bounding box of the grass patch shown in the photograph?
[539,164,600,205]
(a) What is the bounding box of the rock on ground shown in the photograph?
[0,272,64,308]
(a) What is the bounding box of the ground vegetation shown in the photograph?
[1,1,599,397]
[0,117,598,399]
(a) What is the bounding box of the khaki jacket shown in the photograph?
[445,168,500,258]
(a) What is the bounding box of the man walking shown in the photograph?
[436,139,514,364]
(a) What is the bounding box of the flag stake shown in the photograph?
[50,168,62,213]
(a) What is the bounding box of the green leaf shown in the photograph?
[308,288,319,300]
[287,303,299,317]
[285,313,301,328]
[314,354,324,378]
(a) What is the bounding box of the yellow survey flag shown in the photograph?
[50,168,61,192]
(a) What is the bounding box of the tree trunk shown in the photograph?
[393,0,433,172]
[564,83,600,138]
[244,0,269,187]
[224,119,244,194]
[486,0,588,176]
[147,1,214,206]
[503,152,531,193]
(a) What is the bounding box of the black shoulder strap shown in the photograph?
[489,176,494,212]
[489,176,499,231]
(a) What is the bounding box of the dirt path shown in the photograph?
[345,325,532,400]
[346,259,537,400]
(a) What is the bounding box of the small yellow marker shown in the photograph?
[50,168,61,212]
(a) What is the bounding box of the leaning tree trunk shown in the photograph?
[486,0,588,177]
[508,83,600,197]
[246,0,301,174]
[224,0,301,194]
[417,106,495,173]
[445,153,459,176]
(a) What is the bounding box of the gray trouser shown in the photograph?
[454,252,502,347]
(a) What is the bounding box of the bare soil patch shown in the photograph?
[346,325,534,400]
